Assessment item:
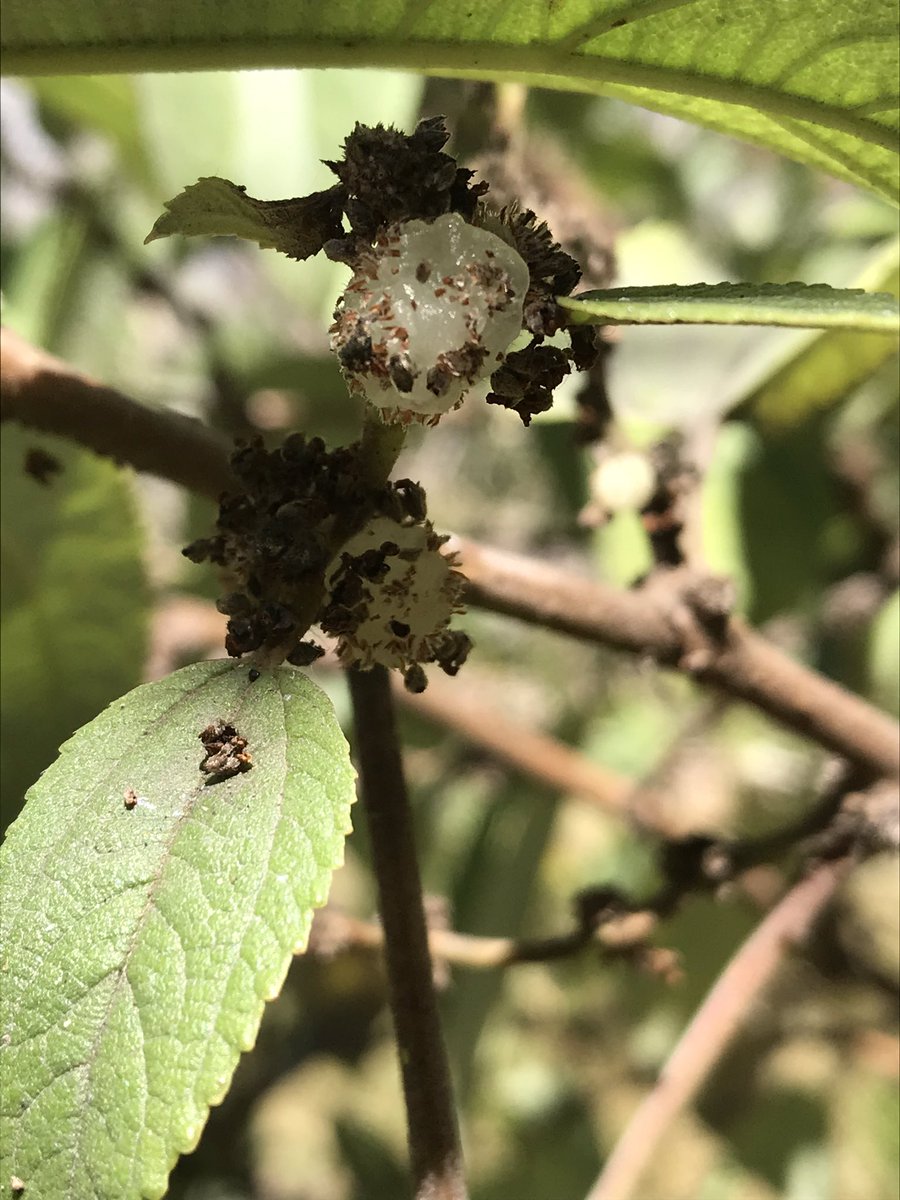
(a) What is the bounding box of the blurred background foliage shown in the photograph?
[1,68,897,1200]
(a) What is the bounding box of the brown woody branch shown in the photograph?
[394,669,633,815]
[451,538,900,780]
[584,855,853,1200]
[0,326,233,500]
[4,328,897,780]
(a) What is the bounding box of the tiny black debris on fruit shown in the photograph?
[199,719,253,784]
[24,447,63,485]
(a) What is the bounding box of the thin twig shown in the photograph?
[309,905,663,972]
[452,537,900,780]
[584,856,853,1200]
[394,670,633,815]
[347,666,468,1200]
[4,332,897,779]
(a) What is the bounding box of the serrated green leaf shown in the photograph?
[0,428,148,832]
[144,176,345,261]
[728,239,900,429]
[559,282,900,332]
[2,1,897,201]
[0,660,356,1199]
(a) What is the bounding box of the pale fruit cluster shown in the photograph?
[330,213,530,420]
[325,515,465,672]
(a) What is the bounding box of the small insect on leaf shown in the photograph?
[123,787,138,810]
[199,719,253,784]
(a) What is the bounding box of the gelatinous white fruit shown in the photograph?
[330,213,529,419]
[590,451,657,513]
[325,517,465,670]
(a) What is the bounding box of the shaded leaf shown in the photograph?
[702,419,839,624]
[30,74,157,191]
[0,428,148,832]
[0,660,356,1199]
[559,282,900,332]
[2,0,897,200]
[145,177,346,261]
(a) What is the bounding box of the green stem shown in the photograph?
[358,405,407,491]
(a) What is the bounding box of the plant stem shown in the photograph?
[358,404,407,491]
[347,665,468,1200]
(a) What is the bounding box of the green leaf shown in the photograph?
[2,1,897,200]
[702,420,836,624]
[144,176,346,261]
[30,74,157,192]
[0,209,93,353]
[727,239,900,429]
[0,660,356,1199]
[0,428,148,832]
[559,282,900,332]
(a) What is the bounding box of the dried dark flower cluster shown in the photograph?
[176,116,606,683]
[318,480,473,690]
[495,204,582,338]
[486,342,571,424]
[184,436,469,689]
[320,119,599,426]
[328,214,526,422]
[215,115,599,426]
[478,207,603,426]
[323,116,488,256]
[639,437,701,569]
[183,433,371,660]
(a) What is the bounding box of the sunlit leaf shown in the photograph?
[559,282,900,332]
[0,661,356,1199]
[144,176,345,261]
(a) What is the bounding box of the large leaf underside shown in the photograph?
[2,1,897,202]
[0,661,356,1200]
